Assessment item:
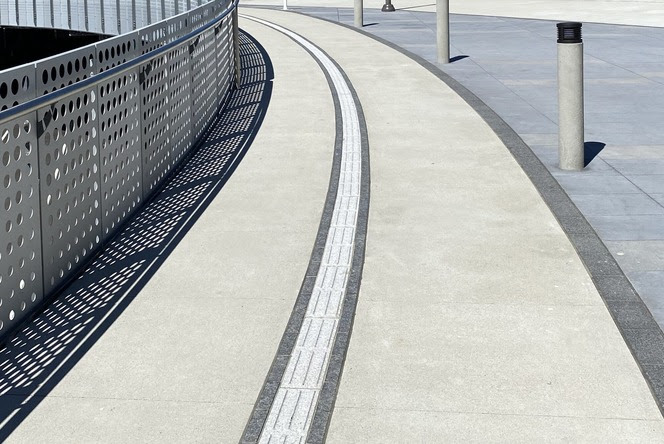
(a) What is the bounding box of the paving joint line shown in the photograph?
[239,13,370,444]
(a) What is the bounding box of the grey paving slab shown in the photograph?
[627,174,664,194]
[556,175,644,195]
[570,194,664,216]
[607,240,664,273]
[587,215,664,241]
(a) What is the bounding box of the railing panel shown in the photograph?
[0,113,43,335]
[139,53,171,196]
[95,31,140,73]
[35,46,96,96]
[216,15,232,106]
[190,29,215,140]
[168,43,193,164]
[0,0,238,342]
[98,68,142,240]
[0,64,37,111]
[38,87,103,294]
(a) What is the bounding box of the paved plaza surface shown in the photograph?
[3,1,664,442]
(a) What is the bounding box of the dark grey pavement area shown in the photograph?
[297,6,664,331]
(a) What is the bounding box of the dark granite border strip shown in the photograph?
[239,16,370,443]
[258,5,664,418]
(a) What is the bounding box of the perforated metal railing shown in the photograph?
[0,0,239,341]
[0,0,219,35]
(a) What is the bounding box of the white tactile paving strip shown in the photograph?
[240,15,362,444]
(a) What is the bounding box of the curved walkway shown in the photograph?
[1,5,664,443]
[239,8,664,442]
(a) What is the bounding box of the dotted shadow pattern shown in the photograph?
[0,30,273,439]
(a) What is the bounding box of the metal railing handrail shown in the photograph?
[0,0,238,128]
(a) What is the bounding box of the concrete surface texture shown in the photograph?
[240,8,664,442]
[0,24,335,442]
[242,0,664,26]
[2,0,664,442]
[299,6,664,336]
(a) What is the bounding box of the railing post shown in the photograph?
[233,6,240,88]
[557,22,585,171]
[436,0,449,64]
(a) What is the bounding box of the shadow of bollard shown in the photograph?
[584,141,606,166]
[0,30,273,440]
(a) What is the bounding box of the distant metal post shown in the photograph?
[557,22,584,170]
[283,0,287,10]
[382,0,395,12]
[436,0,449,64]
[233,7,241,88]
[355,0,363,27]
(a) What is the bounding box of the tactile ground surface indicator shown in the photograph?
[242,15,362,443]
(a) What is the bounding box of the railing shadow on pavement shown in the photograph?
[0,30,273,439]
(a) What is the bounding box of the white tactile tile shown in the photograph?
[242,15,363,443]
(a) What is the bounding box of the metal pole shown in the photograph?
[354,0,363,27]
[382,0,395,12]
[436,0,449,64]
[557,22,584,170]
[233,7,241,88]
[283,0,287,11]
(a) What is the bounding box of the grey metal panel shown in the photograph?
[167,43,192,164]
[103,0,118,34]
[189,0,213,29]
[37,87,103,293]
[215,15,231,106]
[35,45,95,95]
[35,0,51,27]
[35,45,96,96]
[97,67,142,239]
[18,0,35,26]
[149,0,161,23]
[189,30,206,140]
[0,63,37,111]
[0,0,238,342]
[163,11,190,44]
[2,0,18,25]
[134,0,148,28]
[138,19,168,54]
[95,31,139,73]
[71,0,86,30]
[52,0,68,29]
[201,27,217,129]
[86,0,102,32]
[139,53,171,196]
[118,0,133,33]
[0,113,44,335]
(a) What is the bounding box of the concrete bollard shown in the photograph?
[557,22,585,170]
[283,0,287,10]
[437,0,449,64]
[355,0,363,27]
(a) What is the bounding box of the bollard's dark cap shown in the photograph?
[557,22,582,43]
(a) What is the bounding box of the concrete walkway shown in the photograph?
[238,8,664,441]
[290,5,664,357]
[1,3,664,443]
